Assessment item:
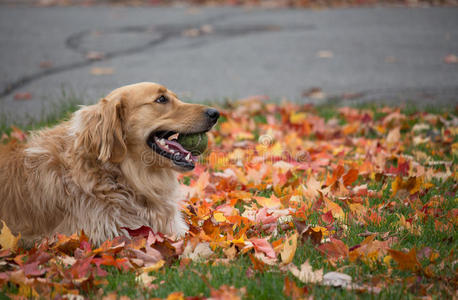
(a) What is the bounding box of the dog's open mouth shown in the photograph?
[146,131,201,170]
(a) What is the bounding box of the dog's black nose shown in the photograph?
[205,108,220,123]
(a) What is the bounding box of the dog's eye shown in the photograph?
[155,95,168,104]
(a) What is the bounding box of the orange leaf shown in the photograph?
[249,253,266,272]
[387,248,421,272]
[284,276,308,300]
[343,168,358,187]
[325,165,345,186]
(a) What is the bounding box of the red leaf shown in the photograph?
[14,92,32,100]
[317,238,349,260]
[23,261,46,276]
[321,210,334,224]
[122,225,154,238]
[249,238,276,259]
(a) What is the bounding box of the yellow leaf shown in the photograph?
[167,292,184,300]
[383,255,392,267]
[323,198,345,221]
[18,284,39,298]
[280,233,297,264]
[0,221,20,251]
[213,212,227,223]
[289,112,307,124]
[140,260,165,273]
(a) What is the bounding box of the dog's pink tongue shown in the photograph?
[165,140,199,162]
[164,139,190,154]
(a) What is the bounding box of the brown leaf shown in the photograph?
[283,276,308,300]
[249,253,266,272]
[210,285,245,300]
[387,248,421,272]
[317,238,349,260]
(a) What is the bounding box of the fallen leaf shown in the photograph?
[14,92,32,100]
[288,261,323,284]
[249,238,276,259]
[387,248,421,272]
[280,232,297,264]
[443,54,458,64]
[0,221,20,251]
[86,51,105,60]
[181,242,213,262]
[317,50,334,58]
[90,67,114,75]
[317,238,348,260]
[283,276,308,300]
[39,61,53,68]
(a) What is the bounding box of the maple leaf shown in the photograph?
[248,253,266,272]
[166,291,185,300]
[294,220,324,244]
[288,261,323,284]
[317,238,349,261]
[249,238,276,259]
[181,242,213,262]
[280,232,297,264]
[387,248,421,272]
[323,198,345,221]
[343,168,358,187]
[283,276,308,300]
[210,285,246,300]
[0,221,20,251]
[121,225,155,238]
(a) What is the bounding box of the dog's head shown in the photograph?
[72,82,219,172]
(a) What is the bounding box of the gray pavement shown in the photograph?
[0,5,457,125]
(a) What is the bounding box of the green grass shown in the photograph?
[0,96,456,299]
[0,91,80,135]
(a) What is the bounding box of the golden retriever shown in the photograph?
[0,82,219,245]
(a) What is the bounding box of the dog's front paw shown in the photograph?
[172,214,189,238]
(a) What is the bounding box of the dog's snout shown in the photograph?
[205,108,220,124]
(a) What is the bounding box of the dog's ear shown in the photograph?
[73,93,127,163]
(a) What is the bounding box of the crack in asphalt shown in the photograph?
[0,12,314,99]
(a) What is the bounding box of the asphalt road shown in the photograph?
[0,5,457,125]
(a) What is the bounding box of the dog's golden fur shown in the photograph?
[0,82,217,245]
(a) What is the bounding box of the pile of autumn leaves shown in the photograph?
[0,98,456,299]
